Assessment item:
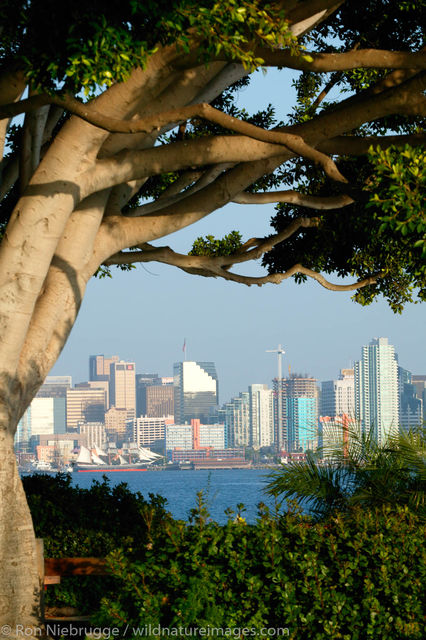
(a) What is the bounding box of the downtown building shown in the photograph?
[89,354,119,382]
[173,361,218,424]
[273,375,319,452]
[66,384,107,431]
[321,369,355,419]
[249,384,274,449]
[110,360,136,420]
[354,337,399,444]
[223,391,250,447]
[130,415,174,452]
[398,367,423,432]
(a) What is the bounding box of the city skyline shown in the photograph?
[51,325,424,407]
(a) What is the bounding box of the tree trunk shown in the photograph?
[0,421,40,638]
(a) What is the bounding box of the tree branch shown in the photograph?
[252,48,426,72]
[233,191,354,209]
[104,241,381,293]
[125,163,234,217]
[319,132,426,156]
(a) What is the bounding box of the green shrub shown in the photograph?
[24,474,425,637]
[23,473,173,612]
[93,498,425,640]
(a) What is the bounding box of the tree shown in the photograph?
[0,0,424,632]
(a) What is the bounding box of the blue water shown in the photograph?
[70,469,279,523]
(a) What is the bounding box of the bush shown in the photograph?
[24,475,425,637]
[93,497,425,639]
[23,473,173,612]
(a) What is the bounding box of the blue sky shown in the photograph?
[51,69,426,402]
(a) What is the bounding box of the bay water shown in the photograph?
[71,468,279,523]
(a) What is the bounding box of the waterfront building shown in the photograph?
[110,361,136,419]
[249,384,274,448]
[171,448,244,464]
[354,337,399,444]
[79,422,107,449]
[131,415,174,450]
[165,419,226,455]
[173,361,218,423]
[37,433,86,463]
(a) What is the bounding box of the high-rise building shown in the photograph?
[223,391,250,447]
[86,380,110,409]
[146,385,174,418]
[104,406,129,443]
[354,337,399,444]
[110,361,136,419]
[173,361,218,424]
[66,385,107,431]
[411,375,426,422]
[27,397,66,437]
[249,384,274,449]
[273,376,319,452]
[130,415,174,450]
[89,355,119,382]
[36,376,72,398]
[400,383,423,432]
[136,373,161,417]
[321,369,355,418]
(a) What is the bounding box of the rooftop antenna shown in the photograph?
[266,344,285,452]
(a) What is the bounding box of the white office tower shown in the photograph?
[249,384,274,448]
[173,361,218,424]
[321,369,355,418]
[354,338,399,444]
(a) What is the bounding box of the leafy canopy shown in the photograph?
[1,0,425,312]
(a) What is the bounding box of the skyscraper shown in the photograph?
[173,361,218,424]
[223,392,250,447]
[354,337,399,443]
[66,385,107,431]
[110,361,136,419]
[249,384,274,449]
[89,355,119,382]
[273,375,319,452]
[321,369,355,418]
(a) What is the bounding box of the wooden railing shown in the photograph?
[44,557,108,584]
[36,539,107,622]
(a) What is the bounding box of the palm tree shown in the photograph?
[265,425,425,520]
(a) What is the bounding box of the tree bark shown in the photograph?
[0,424,40,638]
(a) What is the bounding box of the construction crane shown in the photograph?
[266,344,285,453]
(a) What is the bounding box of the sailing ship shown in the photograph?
[74,444,162,472]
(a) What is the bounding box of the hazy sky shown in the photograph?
[51,69,426,402]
